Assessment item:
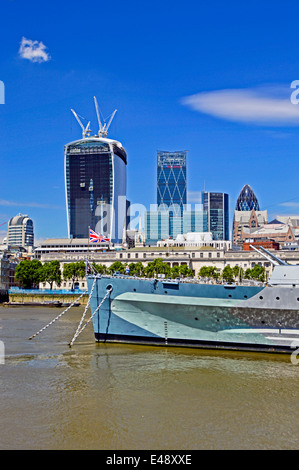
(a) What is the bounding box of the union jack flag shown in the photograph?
[89,229,110,243]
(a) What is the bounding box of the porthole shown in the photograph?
[259,296,263,300]
[276,297,280,301]
[195,317,198,321]
[244,295,247,299]
[228,294,232,298]
[133,288,136,292]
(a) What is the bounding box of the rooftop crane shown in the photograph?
[93,96,117,137]
[71,98,117,139]
[71,109,91,139]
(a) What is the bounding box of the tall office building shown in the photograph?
[235,184,260,211]
[157,151,187,213]
[202,192,229,240]
[7,213,34,249]
[232,184,262,246]
[65,99,127,243]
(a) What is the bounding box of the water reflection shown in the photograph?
[0,307,298,450]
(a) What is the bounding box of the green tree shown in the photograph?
[244,268,252,279]
[198,266,219,281]
[108,261,127,274]
[144,258,171,278]
[222,265,234,283]
[250,264,265,282]
[63,261,86,289]
[232,265,244,282]
[92,263,108,275]
[40,260,62,289]
[128,262,144,276]
[178,264,194,278]
[15,259,43,289]
[170,265,180,279]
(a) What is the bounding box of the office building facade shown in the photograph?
[7,213,34,249]
[202,192,229,240]
[65,137,127,243]
[144,206,207,245]
[157,151,187,213]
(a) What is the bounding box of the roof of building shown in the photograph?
[8,214,32,226]
[235,184,260,211]
[234,210,267,223]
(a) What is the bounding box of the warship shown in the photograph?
[87,246,299,353]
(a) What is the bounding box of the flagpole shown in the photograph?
[86,226,90,277]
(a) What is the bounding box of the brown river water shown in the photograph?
[0,305,298,450]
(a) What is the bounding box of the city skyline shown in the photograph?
[1,1,299,242]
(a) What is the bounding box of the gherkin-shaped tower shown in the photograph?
[235,184,260,212]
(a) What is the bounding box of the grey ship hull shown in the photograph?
[87,275,299,354]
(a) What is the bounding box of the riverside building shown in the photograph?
[6,213,34,250]
[65,98,127,243]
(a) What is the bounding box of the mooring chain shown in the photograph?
[67,276,98,346]
[28,291,87,340]
[68,287,112,347]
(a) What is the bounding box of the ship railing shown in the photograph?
[87,273,265,287]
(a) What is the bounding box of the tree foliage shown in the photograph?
[15,259,43,289]
[63,261,86,289]
[39,260,62,289]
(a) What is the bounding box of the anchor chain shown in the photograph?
[68,286,112,347]
[28,291,87,340]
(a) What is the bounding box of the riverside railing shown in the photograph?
[8,287,87,295]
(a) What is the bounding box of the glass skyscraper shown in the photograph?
[65,137,127,242]
[235,184,260,211]
[157,151,187,213]
[144,206,207,245]
[202,192,229,240]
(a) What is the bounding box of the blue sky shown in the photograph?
[1,0,299,241]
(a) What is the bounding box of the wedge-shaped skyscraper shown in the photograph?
[65,98,127,243]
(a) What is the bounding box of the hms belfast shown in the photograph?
[87,246,299,354]
[64,97,127,243]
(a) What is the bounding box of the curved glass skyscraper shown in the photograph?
[235,184,260,211]
[65,137,127,242]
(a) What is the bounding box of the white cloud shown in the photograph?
[279,202,299,208]
[0,199,63,209]
[181,85,299,126]
[19,37,51,63]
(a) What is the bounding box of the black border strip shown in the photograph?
[95,333,293,354]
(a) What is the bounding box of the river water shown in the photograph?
[0,305,298,450]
